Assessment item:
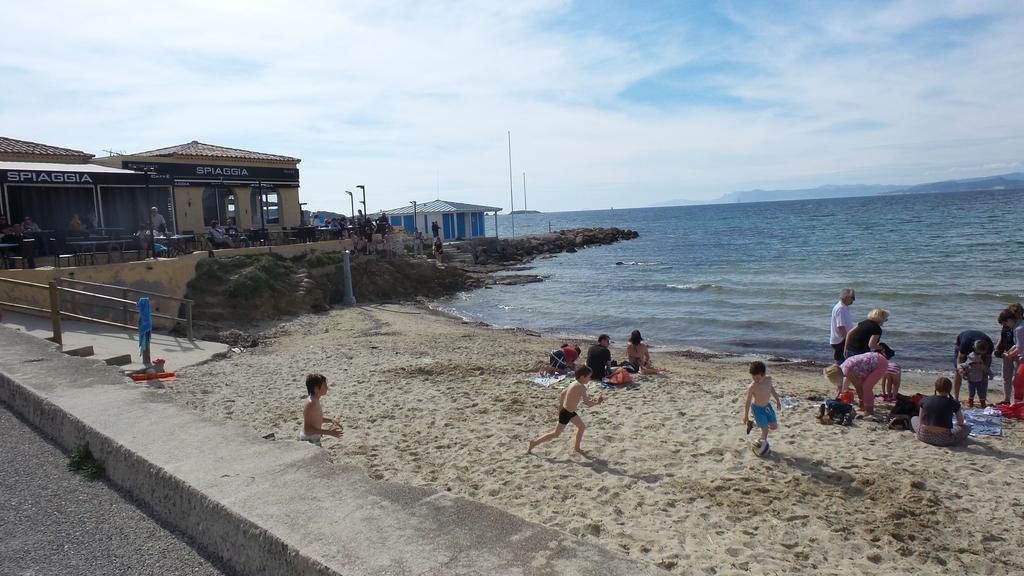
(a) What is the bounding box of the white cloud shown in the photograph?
[1,0,1022,211]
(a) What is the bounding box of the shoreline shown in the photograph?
[425,299,948,381]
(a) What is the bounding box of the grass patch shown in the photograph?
[187,257,248,292]
[302,252,343,269]
[68,444,105,480]
[224,255,295,302]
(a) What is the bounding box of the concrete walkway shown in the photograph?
[0,404,228,576]
[0,327,657,576]
[0,310,228,370]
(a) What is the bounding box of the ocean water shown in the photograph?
[436,189,1024,369]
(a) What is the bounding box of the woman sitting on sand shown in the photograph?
[623,330,652,372]
[840,344,894,417]
[844,308,889,358]
[913,376,971,447]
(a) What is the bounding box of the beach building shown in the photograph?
[94,141,301,233]
[382,200,501,240]
[2,136,303,236]
[1,136,153,234]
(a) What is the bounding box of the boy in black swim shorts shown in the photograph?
[527,366,603,455]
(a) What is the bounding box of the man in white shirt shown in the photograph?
[149,207,167,233]
[830,288,855,362]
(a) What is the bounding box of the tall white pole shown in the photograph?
[507,131,515,237]
[522,171,527,212]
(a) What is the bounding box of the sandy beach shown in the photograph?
[163,304,1024,575]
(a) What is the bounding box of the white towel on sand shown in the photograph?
[532,374,568,388]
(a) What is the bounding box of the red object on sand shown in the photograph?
[1014,363,1024,403]
[995,403,1024,420]
[130,372,176,381]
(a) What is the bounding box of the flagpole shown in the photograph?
[507,130,515,238]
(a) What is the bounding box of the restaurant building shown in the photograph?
[2,136,303,236]
[1,136,152,234]
[95,141,302,233]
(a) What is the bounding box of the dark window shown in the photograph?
[7,185,94,233]
[249,186,279,226]
[202,186,235,227]
[99,186,172,234]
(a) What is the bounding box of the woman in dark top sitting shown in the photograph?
[844,308,889,358]
[913,376,971,447]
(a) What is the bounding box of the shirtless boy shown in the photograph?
[301,373,343,446]
[743,361,782,443]
[527,366,603,455]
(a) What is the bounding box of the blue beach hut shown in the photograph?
[381,200,500,240]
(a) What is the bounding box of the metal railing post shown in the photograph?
[186,302,194,341]
[122,288,129,325]
[48,281,62,347]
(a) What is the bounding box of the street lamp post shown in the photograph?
[345,190,354,219]
[410,200,417,233]
[144,168,155,260]
[356,185,366,217]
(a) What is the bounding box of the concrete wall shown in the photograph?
[0,240,352,328]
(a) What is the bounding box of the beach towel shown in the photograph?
[137,297,152,358]
[962,409,1002,437]
[532,374,568,388]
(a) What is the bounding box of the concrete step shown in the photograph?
[63,345,94,358]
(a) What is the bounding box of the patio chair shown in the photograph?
[8,238,38,269]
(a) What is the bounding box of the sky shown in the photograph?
[2,0,1023,213]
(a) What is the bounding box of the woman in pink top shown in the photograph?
[840,346,893,416]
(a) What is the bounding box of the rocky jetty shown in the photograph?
[453,227,639,268]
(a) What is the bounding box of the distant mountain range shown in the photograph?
[652,172,1024,207]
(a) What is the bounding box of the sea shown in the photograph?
[435,189,1024,369]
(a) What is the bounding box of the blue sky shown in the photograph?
[1,0,1022,213]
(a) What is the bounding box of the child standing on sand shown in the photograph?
[743,361,782,444]
[959,351,994,408]
[300,374,343,447]
[528,366,604,455]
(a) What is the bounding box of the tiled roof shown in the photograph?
[0,136,94,159]
[129,140,299,162]
[382,199,502,215]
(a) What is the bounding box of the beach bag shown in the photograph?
[607,370,633,385]
[890,398,918,418]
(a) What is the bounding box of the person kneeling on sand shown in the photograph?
[300,373,343,447]
[743,361,782,443]
[542,344,581,375]
[913,377,971,447]
[528,366,603,455]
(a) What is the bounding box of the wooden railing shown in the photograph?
[0,276,194,347]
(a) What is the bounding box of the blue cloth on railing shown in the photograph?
[138,297,152,357]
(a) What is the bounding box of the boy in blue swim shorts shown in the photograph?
[743,361,782,444]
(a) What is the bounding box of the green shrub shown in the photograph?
[224,255,295,303]
[68,444,104,480]
[303,252,343,269]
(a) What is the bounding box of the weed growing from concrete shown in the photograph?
[68,444,105,480]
